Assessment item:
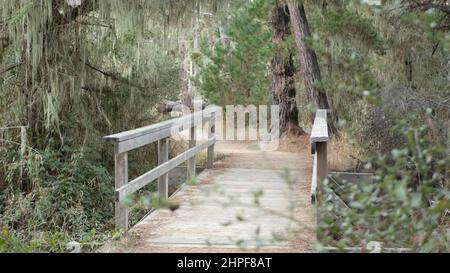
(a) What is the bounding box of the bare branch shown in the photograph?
[0,62,22,75]
[85,61,146,90]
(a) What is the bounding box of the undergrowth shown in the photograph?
[0,146,116,252]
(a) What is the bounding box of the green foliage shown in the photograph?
[0,0,448,253]
[318,124,449,252]
[313,1,449,252]
[0,226,123,253]
[0,147,114,252]
[0,228,69,253]
[312,5,385,53]
[0,1,183,252]
[273,1,450,252]
[195,0,275,106]
[305,0,449,150]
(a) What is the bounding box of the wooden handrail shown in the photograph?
[115,137,216,200]
[104,106,220,143]
[104,105,221,154]
[310,109,329,203]
[310,110,329,143]
[104,105,221,230]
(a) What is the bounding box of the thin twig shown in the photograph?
[0,126,29,130]
[85,61,146,90]
[0,62,22,75]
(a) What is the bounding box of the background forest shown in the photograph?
[0,0,449,252]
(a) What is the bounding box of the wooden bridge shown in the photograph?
[102,106,329,253]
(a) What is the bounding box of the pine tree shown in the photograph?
[271,3,303,134]
[195,0,274,106]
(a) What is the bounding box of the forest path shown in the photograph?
[104,141,315,253]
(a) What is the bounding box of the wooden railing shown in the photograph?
[310,109,329,203]
[104,105,221,230]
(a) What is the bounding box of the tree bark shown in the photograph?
[271,4,304,135]
[287,2,330,110]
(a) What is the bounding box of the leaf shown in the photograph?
[410,194,422,208]
[394,183,407,202]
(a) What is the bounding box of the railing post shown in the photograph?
[114,150,128,231]
[315,141,327,242]
[309,109,329,241]
[187,126,196,179]
[316,141,328,200]
[207,113,215,168]
[158,137,169,199]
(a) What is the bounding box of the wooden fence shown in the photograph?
[310,109,329,203]
[104,106,221,230]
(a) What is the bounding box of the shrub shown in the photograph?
[0,147,114,252]
[318,124,449,252]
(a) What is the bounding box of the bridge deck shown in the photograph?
[104,141,315,253]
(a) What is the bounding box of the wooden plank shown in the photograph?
[104,106,221,142]
[158,138,169,199]
[113,115,210,154]
[310,109,329,204]
[316,142,327,198]
[112,110,220,154]
[310,109,328,143]
[207,113,215,168]
[328,172,374,185]
[114,127,174,154]
[315,141,327,238]
[115,152,129,230]
[103,146,316,253]
[187,126,196,179]
[327,190,350,211]
[116,138,216,200]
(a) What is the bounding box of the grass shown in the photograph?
[277,130,363,172]
[195,150,226,167]
[328,133,363,172]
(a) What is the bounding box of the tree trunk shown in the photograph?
[287,2,330,110]
[271,4,304,135]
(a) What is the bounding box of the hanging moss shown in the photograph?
[0,0,240,251]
